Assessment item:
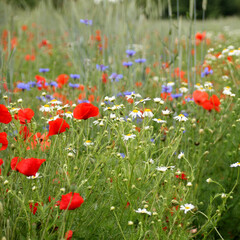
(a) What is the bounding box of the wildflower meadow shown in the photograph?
[0,0,240,239]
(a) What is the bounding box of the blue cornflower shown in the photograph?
[78,99,90,104]
[171,93,183,99]
[69,83,80,88]
[116,92,123,97]
[123,61,133,67]
[96,64,108,71]
[17,83,30,91]
[45,95,54,100]
[36,96,47,102]
[110,73,123,82]
[80,19,93,25]
[70,74,80,79]
[39,68,50,73]
[49,81,58,87]
[126,49,136,57]
[123,91,135,96]
[201,67,213,78]
[120,153,125,158]
[161,85,172,93]
[150,138,155,143]
[28,81,37,87]
[135,58,146,63]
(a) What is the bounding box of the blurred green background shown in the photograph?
[2,0,240,18]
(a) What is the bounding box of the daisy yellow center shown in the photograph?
[185,207,190,209]
[133,110,139,113]
[66,111,72,114]
[51,99,57,102]
[158,119,162,121]
[145,109,151,112]
[86,140,92,143]
[237,163,240,165]
[44,105,50,107]
[179,114,184,117]
[126,134,132,136]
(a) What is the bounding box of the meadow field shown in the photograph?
[0,0,240,239]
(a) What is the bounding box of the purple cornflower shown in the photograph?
[39,68,50,73]
[135,58,146,63]
[69,83,80,88]
[49,81,58,87]
[28,81,37,87]
[78,99,90,104]
[201,67,213,78]
[171,93,183,99]
[96,64,109,71]
[70,74,80,79]
[123,61,133,67]
[126,49,136,57]
[17,83,30,91]
[80,19,93,25]
[45,95,54,100]
[161,85,172,93]
[110,73,123,82]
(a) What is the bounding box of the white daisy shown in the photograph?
[64,111,73,118]
[84,140,94,146]
[153,118,166,123]
[153,97,164,104]
[162,109,171,115]
[143,109,153,118]
[129,110,142,118]
[40,105,53,113]
[174,114,188,122]
[47,115,60,123]
[122,134,136,141]
[48,99,62,105]
[135,208,152,216]
[156,166,168,172]
[180,204,195,214]
[26,173,42,179]
[178,152,185,159]
[134,97,151,106]
[230,162,240,168]
[179,87,188,93]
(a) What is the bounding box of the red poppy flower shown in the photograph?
[201,100,213,111]
[65,230,73,240]
[210,95,220,111]
[15,108,34,124]
[0,132,8,151]
[19,126,32,140]
[0,158,3,175]
[11,157,45,176]
[60,192,84,210]
[29,202,39,215]
[175,173,187,180]
[48,118,70,137]
[73,103,99,120]
[193,90,209,106]
[195,32,206,41]
[56,74,69,85]
[0,104,12,124]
